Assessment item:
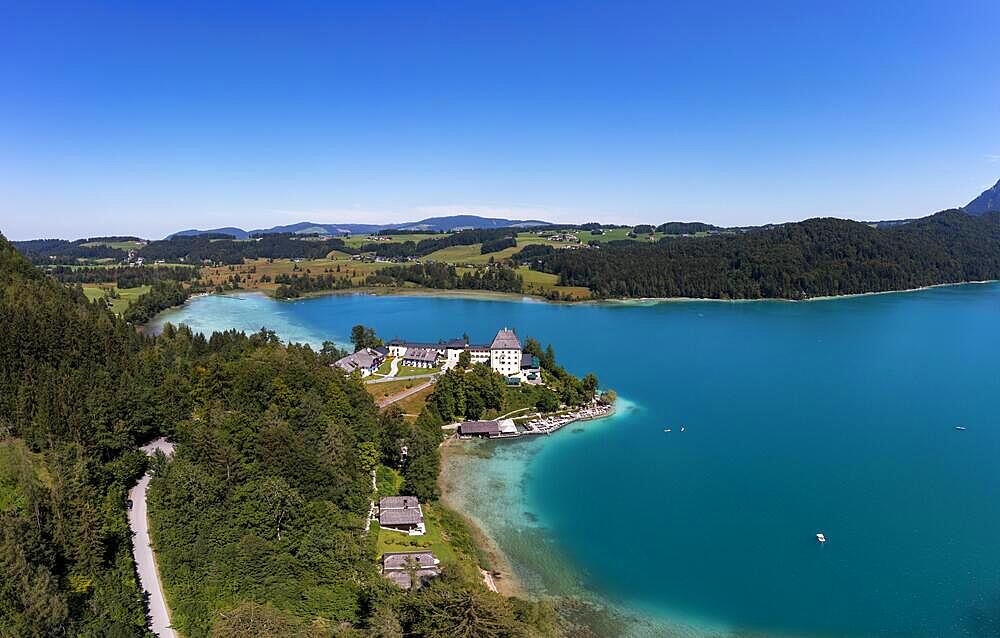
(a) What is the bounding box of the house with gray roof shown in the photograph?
[458,420,501,438]
[381,551,441,589]
[333,347,385,377]
[378,496,425,535]
[401,347,438,368]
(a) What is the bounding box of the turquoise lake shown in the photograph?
[151,285,1000,637]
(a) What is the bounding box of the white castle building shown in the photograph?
[387,328,529,378]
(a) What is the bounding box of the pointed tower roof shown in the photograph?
[490,328,521,350]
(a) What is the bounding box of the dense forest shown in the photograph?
[12,238,131,263]
[515,210,1000,299]
[49,265,200,287]
[273,273,354,299]
[0,233,558,637]
[366,263,524,293]
[139,234,354,265]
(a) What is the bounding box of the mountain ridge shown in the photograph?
[964,178,1000,215]
[169,214,552,239]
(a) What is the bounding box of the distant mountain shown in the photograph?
[964,178,1000,215]
[167,215,552,239]
[170,226,254,239]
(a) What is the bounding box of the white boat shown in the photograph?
[681,426,685,432]
[665,428,672,432]
[955,426,967,431]
[816,533,827,543]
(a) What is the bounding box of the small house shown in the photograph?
[378,496,425,535]
[381,551,440,589]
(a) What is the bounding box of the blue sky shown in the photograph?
[2,1,998,239]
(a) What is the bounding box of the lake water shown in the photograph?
[151,285,1000,637]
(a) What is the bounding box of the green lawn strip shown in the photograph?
[374,357,395,376]
[395,365,440,378]
[375,465,403,498]
[364,378,421,399]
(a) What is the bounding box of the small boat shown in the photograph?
[680,426,685,432]
[664,428,672,432]
[816,533,827,543]
[955,426,967,431]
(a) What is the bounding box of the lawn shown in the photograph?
[376,503,455,565]
[395,364,440,378]
[364,378,424,400]
[82,284,151,315]
[394,385,435,417]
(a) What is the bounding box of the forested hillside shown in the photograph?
[515,210,1000,299]
[0,233,555,637]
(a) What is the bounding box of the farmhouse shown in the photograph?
[333,346,386,377]
[378,496,426,535]
[381,551,441,589]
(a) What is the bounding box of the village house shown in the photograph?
[333,346,387,377]
[378,496,426,535]
[381,551,441,589]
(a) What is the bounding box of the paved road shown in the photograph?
[128,438,176,638]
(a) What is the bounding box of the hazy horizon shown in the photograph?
[3,1,998,240]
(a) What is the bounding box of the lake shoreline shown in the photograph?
[438,439,526,598]
[152,278,1000,324]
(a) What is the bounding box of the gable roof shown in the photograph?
[379,496,420,509]
[402,347,438,363]
[334,348,381,373]
[382,552,439,570]
[458,420,500,435]
[380,508,424,526]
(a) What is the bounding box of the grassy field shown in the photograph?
[198,257,390,292]
[364,378,425,401]
[395,364,440,378]
[516,266,590,300]
[342,233,447,249]
[81,284,151,314]
[419,243,523,265]
[394,384,435,416]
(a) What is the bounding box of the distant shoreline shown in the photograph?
[217,277,1000,307]
[145,278,1000,330]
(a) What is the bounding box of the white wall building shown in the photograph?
[387,329,523,377]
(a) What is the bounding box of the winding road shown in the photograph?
[128,438,176,638]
